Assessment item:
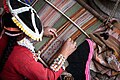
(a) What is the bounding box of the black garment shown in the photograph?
[66,40,90,80]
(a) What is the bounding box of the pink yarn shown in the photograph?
[85,39,94,80]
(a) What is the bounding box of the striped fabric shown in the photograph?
[32,0,102,65]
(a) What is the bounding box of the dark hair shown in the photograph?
[0,13,19,72]
[0,36,17,72]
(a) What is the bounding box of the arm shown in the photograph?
[11,37,76,80]
[14,48,64,80]
[20,59,63,80]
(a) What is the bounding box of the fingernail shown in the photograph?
[74,42,76,45]
[69,38,71,41]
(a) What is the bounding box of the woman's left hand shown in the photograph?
[43,27,58,37]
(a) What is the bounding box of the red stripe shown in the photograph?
[3,0,10,13]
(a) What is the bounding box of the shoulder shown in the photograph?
[8,45,36,65]
[3,45,38,76]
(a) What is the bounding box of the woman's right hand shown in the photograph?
[60,38,77,59]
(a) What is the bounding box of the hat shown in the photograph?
[3,0,43,41]
[2,12,23,36]
[88,0,120,21]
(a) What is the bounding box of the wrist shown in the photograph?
[60,52,68,59]
[50,54,66,72]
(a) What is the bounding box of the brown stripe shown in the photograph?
[39,8,86,53]
[57,8,86,35]
[71,17,98,40]
[76,0,105,21]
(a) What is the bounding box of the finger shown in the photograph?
[74,41,76,46]
[49,32,54,36]
[73,41,77,48]
[68,38,71,41]
[51,28,57,32]
[71,40,74,43]
[50,29,58,37]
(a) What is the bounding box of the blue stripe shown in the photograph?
[25,0,33,5]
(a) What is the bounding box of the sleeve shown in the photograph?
[20,60,63,80]
[14,49,64,80]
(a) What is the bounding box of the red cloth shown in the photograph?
[0,45,63,80]
[0,34,8,59]
[3,0,10,13]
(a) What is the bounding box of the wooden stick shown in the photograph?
[76,0,105,22]
[44,0,90,38]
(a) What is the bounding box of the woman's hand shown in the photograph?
[43,27,57,37]
[60,38,77,59]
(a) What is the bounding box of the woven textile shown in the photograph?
[32,0,102,65]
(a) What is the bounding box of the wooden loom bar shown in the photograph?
[44,0,90,38]
[77,0,120,30]
[76,0,105,22]
[31,0,38,6]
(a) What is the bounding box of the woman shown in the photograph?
[0,0,76,80]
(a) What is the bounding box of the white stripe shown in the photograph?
[5,32,23,36]
[12,7,30,14]
[31,9,39,34]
